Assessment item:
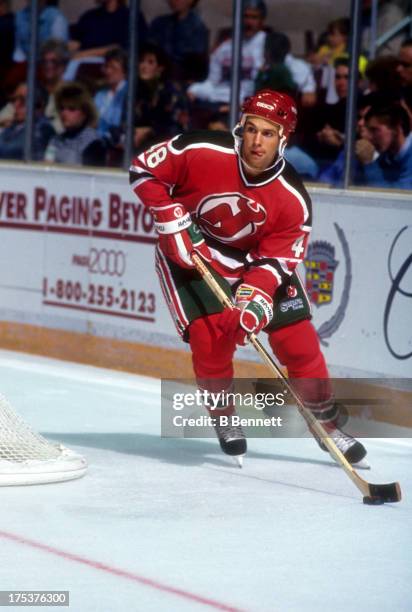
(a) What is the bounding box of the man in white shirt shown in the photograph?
[188,0,267,105]
[284,53,316,106]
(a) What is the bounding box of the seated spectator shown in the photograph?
[38,38,70,133]
[255,32,297,97]
[284,145,319,180]
[257,31,316,106]
[187,0,267,105]
[0,39,69,132]
[396,39,412,126]
[397,38,412,96]
[311,18,350,69]
[134,43,189,150]
[311,17,368,105]
[13,0,68,63]
[317,92,387,186]
[94,47,127,146]
[301,57,367,170]
[0,82,54,160]
[0,0,15,108]
[69,0,147,59]
[360,103,412,189]
[148,0,209,81]
[44,81,106,166]
[302,58,352,168]
[317,58,350,142]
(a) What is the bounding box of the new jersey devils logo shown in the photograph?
[196,193,267,243]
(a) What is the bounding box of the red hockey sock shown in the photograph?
[268,320,335,421]
[188,313,236,403]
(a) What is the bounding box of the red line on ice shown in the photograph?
[0,531,244,612]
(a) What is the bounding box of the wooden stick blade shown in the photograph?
[368,481,402,503]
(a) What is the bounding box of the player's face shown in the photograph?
[241,116,281,175]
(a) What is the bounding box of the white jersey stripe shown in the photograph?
[168,137,236,156]
[208,247,244,271]
[259,264,282,285]
[278,175,310,224]
[130,176,152,190]
[129,163,153,175]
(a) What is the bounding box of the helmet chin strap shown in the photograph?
[232,118,288,173]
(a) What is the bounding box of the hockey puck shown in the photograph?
[363,495,385,505]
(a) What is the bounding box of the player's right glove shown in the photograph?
[218,284,273,345]
[151,202,212,269]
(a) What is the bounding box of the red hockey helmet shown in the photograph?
[240,89,298,137]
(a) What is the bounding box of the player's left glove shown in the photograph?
[218,284,273,346]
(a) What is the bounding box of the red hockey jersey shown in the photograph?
[129,131,312,297]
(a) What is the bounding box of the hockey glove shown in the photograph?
[151,202,212,269]
[219,284,273,346]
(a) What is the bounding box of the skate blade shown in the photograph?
[232,455,244,468]
[331,456,370,470]
[351,458,370,470]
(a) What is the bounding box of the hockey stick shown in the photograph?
[192,253,402,503]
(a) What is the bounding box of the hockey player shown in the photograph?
[129,89,367,466]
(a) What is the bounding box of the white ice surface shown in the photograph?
[0,349,411,612]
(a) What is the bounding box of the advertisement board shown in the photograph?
[0,164,411,376]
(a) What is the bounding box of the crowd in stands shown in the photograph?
[0,0,412,189]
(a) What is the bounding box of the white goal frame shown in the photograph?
[0,394,87,486]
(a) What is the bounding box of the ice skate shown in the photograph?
[213,413,246,467]
[315,426,368,467]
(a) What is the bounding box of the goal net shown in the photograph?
[0,394,87,486]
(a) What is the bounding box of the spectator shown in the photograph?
[361,103,412,189]
[311,18,350,69]
[396,39,412,125]
[69,0,147,59]
[0,82,54,160]
[397,38,412,92]
[134,43,189,150]
[148,0,209,81]
[44,81,106,166]
[38,38,70,133]
[94,47,128,146]
[311,58,352,166]
[317,92,386,186]
[284,144,319,180]
[13,0,68,63]
[258,31,316,107]
[311,17,367,105]
[255,32,297,97]
[187,0,267,105]
[0,0,15,107]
